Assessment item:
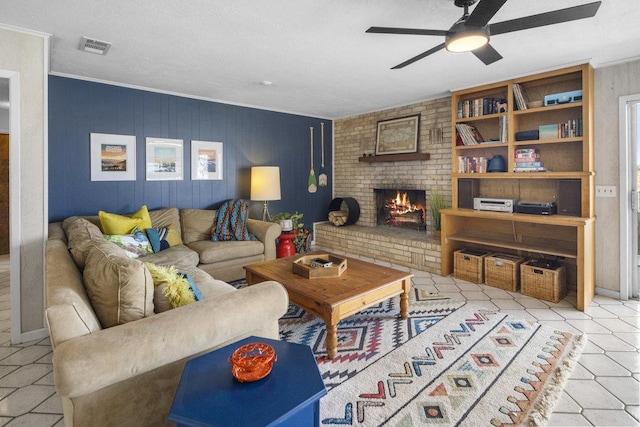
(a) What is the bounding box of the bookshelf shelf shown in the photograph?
[444,63,595,311]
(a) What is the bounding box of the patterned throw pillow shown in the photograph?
[103,231,153,259]
[146,224,183,253]
[210,199,256,241]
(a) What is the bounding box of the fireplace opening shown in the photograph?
[375,189,426,231]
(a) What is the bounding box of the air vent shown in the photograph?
[80,36,111,55]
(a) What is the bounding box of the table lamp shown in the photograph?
[250,166,281,222]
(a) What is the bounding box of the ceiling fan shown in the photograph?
[366,0,601,69]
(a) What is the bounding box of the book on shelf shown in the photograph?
[514,148,540,159]
[457,97,507,118]
[499,116,508,142]
[455,123,485,145]
[539,118,583,139]
[513,166,547,172]
[458,156,489,173]
[512,83,529,110]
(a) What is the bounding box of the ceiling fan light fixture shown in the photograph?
[445,27,489,52]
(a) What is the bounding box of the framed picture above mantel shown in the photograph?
[375,114,420,155]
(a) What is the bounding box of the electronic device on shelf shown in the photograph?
[473,198,517,213]
[516,201,558,215]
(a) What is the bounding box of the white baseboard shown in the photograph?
[595,286,621,300]
[12,327,48,345]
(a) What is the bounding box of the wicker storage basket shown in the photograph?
[520,259,566,303]
[454,249,490,283]
[484,253,525,291]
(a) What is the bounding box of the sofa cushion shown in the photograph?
[149,207,181,235]
[83,241,154,328]
[178,265,238,298]
[187,239,265,264]
[62,216,106,270]
[139,244,199,269]
[98,205,152,234]
[180,209,216,244]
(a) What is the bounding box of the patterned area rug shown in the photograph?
[278,288,586,426]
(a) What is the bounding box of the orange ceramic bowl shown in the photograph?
[228,342,277,382]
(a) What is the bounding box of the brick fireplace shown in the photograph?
[375,188,426,231]
[315,96,452,273]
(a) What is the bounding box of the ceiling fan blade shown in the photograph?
[465,0,508,27]
[472,43,503,65]
[366,26,447,36]
[391,43,446,69]
[489,1,601,36]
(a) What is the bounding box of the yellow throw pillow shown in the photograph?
[99,205,153,235]
[130,205,153,229]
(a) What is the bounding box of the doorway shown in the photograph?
[620,95,640,300]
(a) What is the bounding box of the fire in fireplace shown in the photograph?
[375,189,426,230]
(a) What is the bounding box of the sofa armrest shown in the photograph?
[52,281,288,398]
[247,219,281,260]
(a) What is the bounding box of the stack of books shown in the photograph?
[457,98,507,118]
[512,83,529,110]
[514,148,546,172]
[455,124,485,145]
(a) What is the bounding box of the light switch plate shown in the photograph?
[596,185,616,198]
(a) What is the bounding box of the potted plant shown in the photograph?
[429,188,446,239]
[271,211,311,253]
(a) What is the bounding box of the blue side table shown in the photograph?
[168,336,327,427]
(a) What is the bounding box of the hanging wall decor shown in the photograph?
[375,115,420,155]
[145,137,184,181]
[308,126,317,193]
[90,133,136,181]
[191,140,223,180]
[318,122,328,187]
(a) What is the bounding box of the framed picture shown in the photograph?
[375,114,420,155]
[191,141,223,180]
[90,133,136,181]
[145,137,184,181]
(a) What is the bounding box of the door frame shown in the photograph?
[619,94,639,300]
[0,71,22,342]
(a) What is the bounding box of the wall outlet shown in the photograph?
[596,185,616,198]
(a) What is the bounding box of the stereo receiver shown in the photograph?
[516,201,557,215]
[473,198,517,213]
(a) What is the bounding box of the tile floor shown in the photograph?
[0,252,638,426]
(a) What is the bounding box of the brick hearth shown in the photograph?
[316,96,452,274]
[315,223,441,272]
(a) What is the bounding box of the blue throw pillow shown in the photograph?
[179,272,203,301]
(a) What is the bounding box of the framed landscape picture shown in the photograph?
[90,133,136,181]
[145,137,184,181]
[375,114,420,155]
[191,140,223,180]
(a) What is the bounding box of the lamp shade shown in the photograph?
[250,166,281,201]
[445,22,489,53]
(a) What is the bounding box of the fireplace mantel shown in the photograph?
[358,153,431,163]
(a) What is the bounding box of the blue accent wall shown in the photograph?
[48,76,333,229]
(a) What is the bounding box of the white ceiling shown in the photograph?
[1,0,640,119]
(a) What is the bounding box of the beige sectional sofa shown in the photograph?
[46,207,289,426]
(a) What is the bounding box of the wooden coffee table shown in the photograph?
[244,252,413,359]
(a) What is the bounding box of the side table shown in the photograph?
[276,231,296,258]
[168,336,326,427]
